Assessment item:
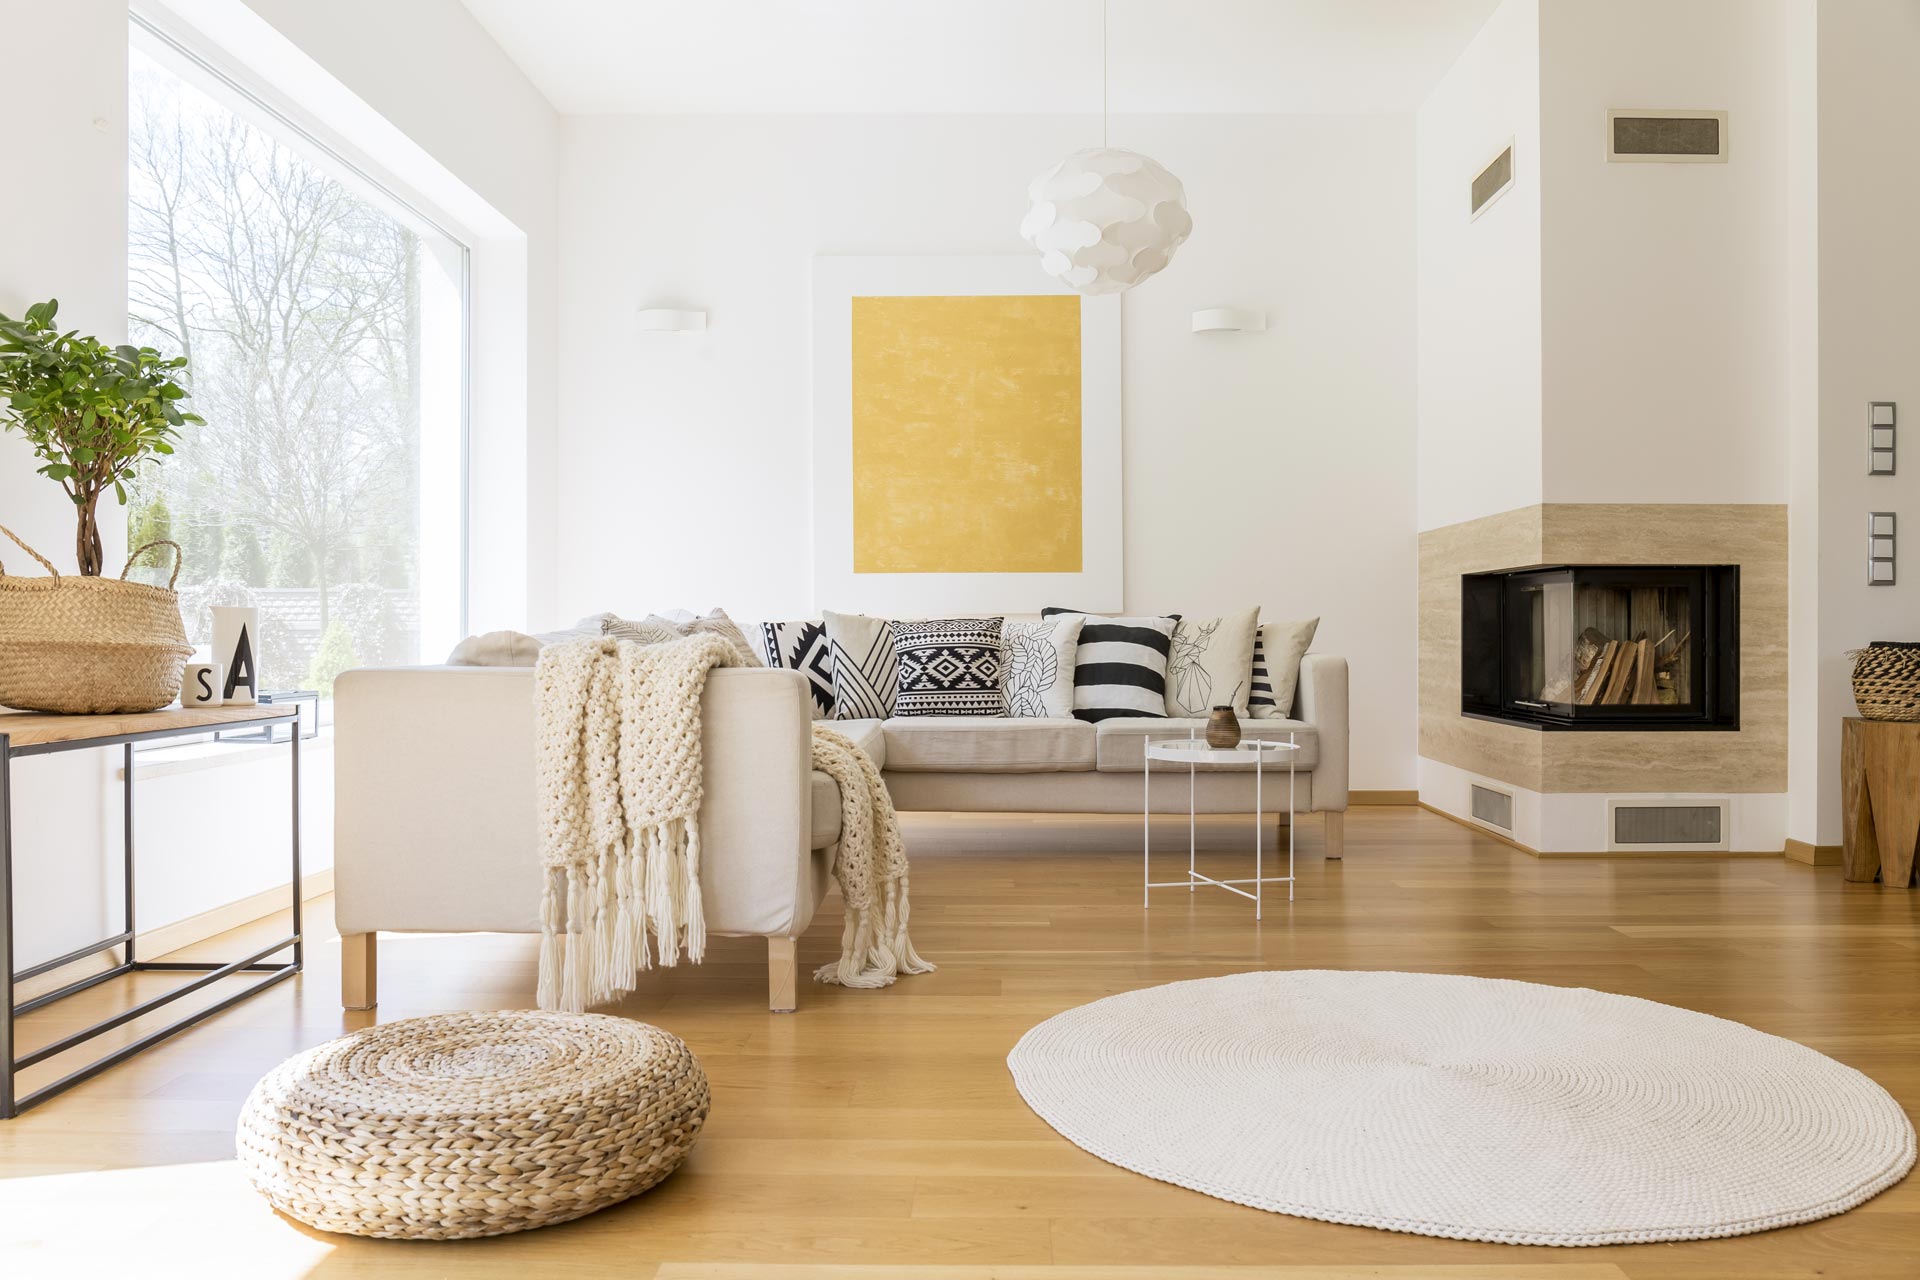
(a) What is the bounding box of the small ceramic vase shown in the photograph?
[1205,706,1241,749]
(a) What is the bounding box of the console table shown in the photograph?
[2,704,302,1117]
[1841,717,1920,888]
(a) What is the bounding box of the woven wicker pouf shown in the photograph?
[237,1011,708,1240]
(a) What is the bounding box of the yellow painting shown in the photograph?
[850,294,1082,574]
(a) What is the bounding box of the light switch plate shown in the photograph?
[1869,402,1896,475]
[1869,511,1896,585]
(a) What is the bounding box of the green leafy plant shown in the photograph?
[0,299,202,576]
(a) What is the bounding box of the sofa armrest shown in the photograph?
[334,663,821,938]
[1293,654,1349,812]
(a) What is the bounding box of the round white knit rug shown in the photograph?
[1007,970,1914,1246]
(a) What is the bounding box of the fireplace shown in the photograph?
[1461,565,1739,730]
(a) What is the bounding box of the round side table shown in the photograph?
[1143,735,1299,919]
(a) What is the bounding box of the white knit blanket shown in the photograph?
[533,634,931,1011]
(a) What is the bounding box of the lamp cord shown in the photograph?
[1102,0,1109,148]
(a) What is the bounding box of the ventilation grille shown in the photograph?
[1470,784,1514,831]
[1609,111,1726,162]
[1471,146,1513,217]
[1613,804,1723,846]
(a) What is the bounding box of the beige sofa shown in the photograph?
[333,654,1346,1012]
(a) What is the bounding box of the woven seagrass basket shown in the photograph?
[0,524,192,715]
[1850,641,1920,722]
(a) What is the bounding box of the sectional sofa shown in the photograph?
[333,653,1346,1012]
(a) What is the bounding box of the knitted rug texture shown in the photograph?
[1007,969,1914,1247]
[534,635,930,1011]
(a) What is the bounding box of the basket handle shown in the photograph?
[122,539,184,590]
[0,523,61,580]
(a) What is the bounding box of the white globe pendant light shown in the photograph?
[1021,2,1190,294]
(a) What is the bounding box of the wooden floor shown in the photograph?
[2,807,1916,1278]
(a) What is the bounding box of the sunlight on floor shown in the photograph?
[0,1159,335,1276]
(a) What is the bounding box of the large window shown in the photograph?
[125,38,465,698]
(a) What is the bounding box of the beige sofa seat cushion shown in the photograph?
[883,716,1095,773]
[808,771,843,848]
[831,718,887,771]
[1095,717,1318,772]
[805,718,886,849]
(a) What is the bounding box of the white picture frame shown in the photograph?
[810,255,1122,615]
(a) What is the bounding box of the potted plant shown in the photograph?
[0,299,202,713]
[0,298,201,575]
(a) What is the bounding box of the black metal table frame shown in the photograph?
[1,707,301,1118]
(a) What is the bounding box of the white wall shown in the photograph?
[1,0,135,966]
[1805,0,1920,844]
[1538,0,1792,504]
[1415,0,1542,533]
[556,112,1418,790]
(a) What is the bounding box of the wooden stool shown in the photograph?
[1841,717,1920,887]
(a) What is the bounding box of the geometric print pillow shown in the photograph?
[1248,617,1319,719]
[892,617,1006,717]
[759,619,836,719]
[824,610,900,720]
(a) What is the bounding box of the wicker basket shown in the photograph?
[1850,641,1920,722]
[0,524,192,715]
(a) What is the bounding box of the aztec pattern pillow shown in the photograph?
[1165,606,1260,718]
[1001,614,1083,719]
[1042,607,1177,722]
[892,617,1007,717]
[759,619,835,719]
[824,610,899,720]
[1249,617,1320,719]
[607,608,762,666]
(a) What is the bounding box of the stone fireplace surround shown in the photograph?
[1419,504,1787,854]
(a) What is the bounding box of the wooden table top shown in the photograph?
[0,703,296,750]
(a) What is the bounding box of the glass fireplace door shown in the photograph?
[1503,569,1707,723]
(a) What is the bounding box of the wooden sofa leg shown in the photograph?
[767,936,798,1013]
[342,932,378,1010]
[1324,811,1345,860]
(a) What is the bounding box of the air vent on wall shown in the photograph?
[1470,783,1514,831]
[1608,110,1727,163]
[1608,799,1730,851]
[1470,143,1514,219]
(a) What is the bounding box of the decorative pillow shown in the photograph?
[1165,606,1261,718]
[823,610,899,720]
[892,617,1007,717]
[759,619,835,719]
[1249,617,1320,719]
[446,630,543,667]
[607,608,761,666]
[1042,607,1177,722]
[1001,614,1082,718]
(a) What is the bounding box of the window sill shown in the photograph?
[127,727,333,780]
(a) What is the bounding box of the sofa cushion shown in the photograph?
[1094,717,1318,772]
[831,717,887,772]
[808,718,886,848]
[809,771,842,848]
[882,717,1094,773]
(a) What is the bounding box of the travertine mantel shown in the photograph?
[1418,503,1787,795]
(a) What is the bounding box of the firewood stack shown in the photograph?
[1573,625,1689,706]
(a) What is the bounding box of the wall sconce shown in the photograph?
[1191,308,1266,334]
[637,308,707,333]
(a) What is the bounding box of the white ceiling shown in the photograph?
[460,0,1503,116]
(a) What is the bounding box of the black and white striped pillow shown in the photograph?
[1248,617,1320,719]
[1042,607,1178,722]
